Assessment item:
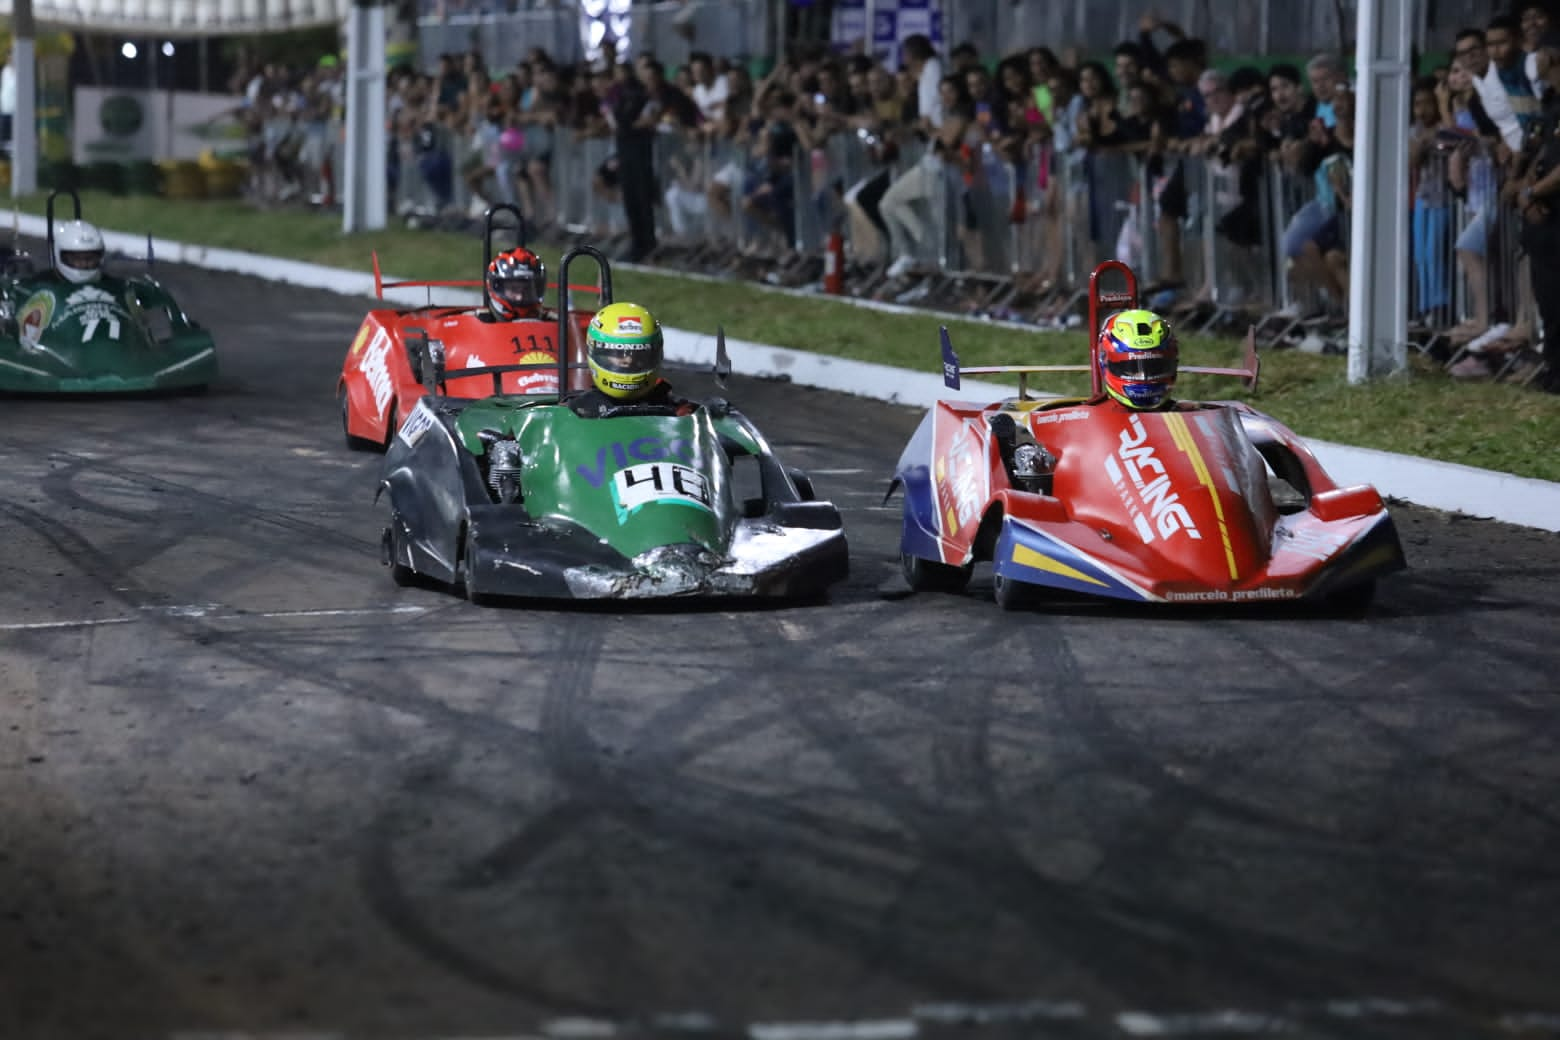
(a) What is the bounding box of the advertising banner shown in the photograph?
[830,0,943,69]
[73,87,243,164]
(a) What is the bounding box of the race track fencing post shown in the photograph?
[344,0,388,232]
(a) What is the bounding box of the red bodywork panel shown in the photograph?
[925,395,1393,602]
[339,307,594,446]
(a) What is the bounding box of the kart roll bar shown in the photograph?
[1088,260,1138,400]
[941,260,1260,399]
[44,189,83,264]
[556,245,613,399]
[480,203,527,316]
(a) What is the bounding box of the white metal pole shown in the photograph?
[10,0,38,197]
[1346,0,1414,383]
[343,0,388,232]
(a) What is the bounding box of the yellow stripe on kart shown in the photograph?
[1012,543,1108,587]
[1165,413,1239,581]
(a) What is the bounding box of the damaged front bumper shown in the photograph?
[464,519,850,601]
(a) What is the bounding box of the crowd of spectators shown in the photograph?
[236,3,1560,394]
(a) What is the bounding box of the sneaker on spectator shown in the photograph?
[1464,322,1512,355]
[467,194,489,218]
[885,255,917,280]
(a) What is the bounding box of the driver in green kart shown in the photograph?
[570,302,699,417]
[50,219,108,286]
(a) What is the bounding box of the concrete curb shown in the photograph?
[15,211,1560,533]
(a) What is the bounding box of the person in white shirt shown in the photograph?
[687,51,728,125]
[1521,2,1550,97]
[880,34,947,280]
[1456,28,1522,155]
[1,44,16,154]
[906,34,943,131]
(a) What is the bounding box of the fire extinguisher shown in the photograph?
[321,152,336,207]
[824,230,845,295]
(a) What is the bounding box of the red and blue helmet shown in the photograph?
[1099,308,1178,410]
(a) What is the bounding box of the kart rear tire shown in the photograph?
[1326,579,1376,615]
[901,553,972,593]
[342,393,380,452]
[992,571,1036,611]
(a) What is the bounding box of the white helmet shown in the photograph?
[53,220,105,284]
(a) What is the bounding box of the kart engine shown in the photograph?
[488,439,524,504]
[1012,443,1056,496]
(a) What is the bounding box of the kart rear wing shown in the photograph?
[940,259,1260,400]
[370,251,606,303]
[369,203,604,308]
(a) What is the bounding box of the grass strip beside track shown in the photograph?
[15,191,1560,482]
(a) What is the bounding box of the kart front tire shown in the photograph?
[461,527,497,606]
[992,571,1036,611]
[383,522,419,587]
[901,553,973,593]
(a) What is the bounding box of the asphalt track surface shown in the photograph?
[3,257,1560,1040]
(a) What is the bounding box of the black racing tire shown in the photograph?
[789,467,817,502]
[1325,579,1377,616]
[461,526,497,606]
[342,392,380,452]
[992,571,1036,611]
[382,523,419,588]
[901,552,973,593]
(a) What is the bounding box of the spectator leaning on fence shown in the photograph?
[1513,28,1560,394]
[881,34,946,280]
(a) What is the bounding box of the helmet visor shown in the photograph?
[1106,354,1176,382]
[61,249,103,271]
[591,337,662,374]
[492,275,539,310]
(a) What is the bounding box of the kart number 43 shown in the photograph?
[613,463,713,514]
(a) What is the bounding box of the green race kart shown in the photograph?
[0,191,217,393]
[378,246,850,603]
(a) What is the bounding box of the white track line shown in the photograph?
[749,1022,917,1040]
[0,605,427,631]
[543,1020,620,1039]
[1116,1010,1296,1035]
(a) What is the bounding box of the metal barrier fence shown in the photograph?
[369,122,1537,381]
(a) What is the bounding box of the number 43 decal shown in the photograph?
[82,317,122,341]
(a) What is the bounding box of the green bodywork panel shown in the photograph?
[454,397,751,560]
[0,267,218,392]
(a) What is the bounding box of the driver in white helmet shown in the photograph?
[51,220,106,285]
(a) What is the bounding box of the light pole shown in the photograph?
[342,0,388,231]
[10,0,38,197]
[1345,0,1414,383]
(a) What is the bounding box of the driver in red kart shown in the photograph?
[484,246,556,322]
[1098,308,1181,411]
[1005,308,1183,492]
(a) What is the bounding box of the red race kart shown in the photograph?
[337,205,601,450]
[888,261,1406,611]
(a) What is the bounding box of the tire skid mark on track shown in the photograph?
[1038,626,1513,1009]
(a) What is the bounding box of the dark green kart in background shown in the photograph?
[0,192,217,394]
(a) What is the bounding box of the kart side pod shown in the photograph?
[1310,485,1386,522]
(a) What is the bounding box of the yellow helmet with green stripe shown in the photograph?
[586,302,664,400]
[1099,308,1178,410]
